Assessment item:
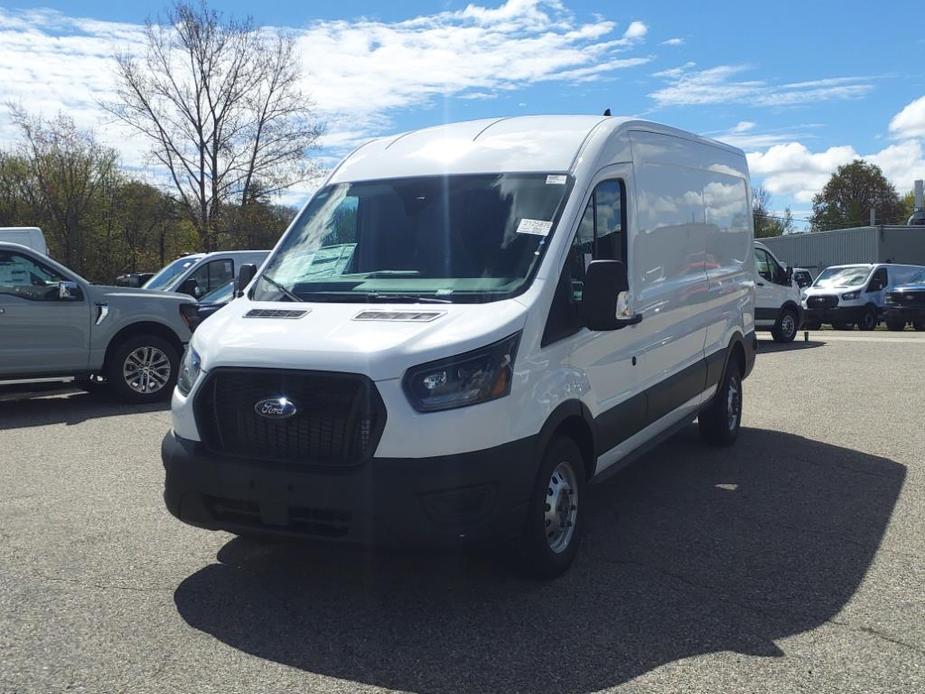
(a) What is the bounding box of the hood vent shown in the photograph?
[244,308,309,319]
[353,310,444,323]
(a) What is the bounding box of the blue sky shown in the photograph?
[1,0,924,226]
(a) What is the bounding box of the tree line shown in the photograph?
[753,160,918,237]
[0,0,320,283]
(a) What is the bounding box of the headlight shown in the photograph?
[177,346,203,396]
[841,291,860,300]
[403,333,520,412]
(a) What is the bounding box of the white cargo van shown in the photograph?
[0,227,47,256]
[162,116,756,577]
[753,241,803,342]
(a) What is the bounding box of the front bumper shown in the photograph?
[162,431,539,546]
[803,305,867,325]
[881,306,925,322]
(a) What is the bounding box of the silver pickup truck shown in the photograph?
[0,242,194,403]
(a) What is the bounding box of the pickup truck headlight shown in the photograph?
[403,333,520,412]
[177,346,203,396]
[841,291,860,300]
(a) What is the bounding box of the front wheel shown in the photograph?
[517,437,585,579]
[699,358,742,446]
[771,308,799,343]
[105,335,179,404]
[857,308,877,331]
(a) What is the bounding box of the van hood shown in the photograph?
[804,283,863,296]
[193,298,529,381]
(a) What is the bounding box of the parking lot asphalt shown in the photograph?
[1,332,924,694]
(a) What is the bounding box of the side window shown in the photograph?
[754,249,773,282]
[0,251,69,301]
[566,179,626,301]
[867,268,887,292]
[544,179,626,344]
[189,260,234,296]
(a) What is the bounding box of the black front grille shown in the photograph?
[195,368,386,466]
[889,291,925,305]
[203,495,352,537]
[807,295,838,309]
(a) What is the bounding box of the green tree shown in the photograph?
[752,186,792,238]
[810,160,902,231]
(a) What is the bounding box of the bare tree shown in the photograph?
[105,1,323,250]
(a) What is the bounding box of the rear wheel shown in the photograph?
[857,308,877,331]
[517,437,585,579]
[699,356,742,446]
[105,335,179,404]
[886,320,906,332]
[771,308,798,343]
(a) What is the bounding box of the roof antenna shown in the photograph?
[603,108,612,116]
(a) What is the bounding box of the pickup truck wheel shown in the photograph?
[857,308,877,331]
[699,355,742,446]
[886,320,906,332]
[771,308,798,343]
[106,335,179,404]
[517,437,585,580]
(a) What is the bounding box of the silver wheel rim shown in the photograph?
[727,376,741,432]
[545,461,578,554]
[781,313,795,338]
[123,346,171,394]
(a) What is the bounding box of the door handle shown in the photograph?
[756,282,765,286]
[0,307,5,314]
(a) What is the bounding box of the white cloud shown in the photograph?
[889,95,925,139]
[0,1,654,171]
[747,139,925,204]
[732,121,755,133]
[622,21,647,40]
[649,64,874,107]
[661,37,684,46]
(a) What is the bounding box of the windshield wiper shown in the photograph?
[365,293,452,304]
[259,274,304,303]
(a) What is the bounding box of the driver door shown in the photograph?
[0,249,91,376]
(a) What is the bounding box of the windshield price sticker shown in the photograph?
[516,218,553,236]
[546,174,567,185]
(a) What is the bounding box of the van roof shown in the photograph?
[329,115,740,183]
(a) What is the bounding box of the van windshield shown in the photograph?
[143,256,200,290]
[813,266,871,289]
[252,174,570,304]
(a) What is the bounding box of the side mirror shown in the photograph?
[58,280,82,301]
[236,263,257,297]
[179,278,201,298]
[580,260,643,331]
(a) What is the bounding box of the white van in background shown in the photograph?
[162,115,756,577]
[143,250,270,298]
[753,241,803,342]
[0,227,47,256]
[803,263,925,330]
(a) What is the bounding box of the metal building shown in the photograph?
[761,226,925,277]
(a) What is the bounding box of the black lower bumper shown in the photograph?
[162,432,539,546]
[804,305,867,325]
[880,306,925,323]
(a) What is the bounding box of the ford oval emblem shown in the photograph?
[254,397,298,419]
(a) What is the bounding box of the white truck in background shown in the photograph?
[0,227,47,256]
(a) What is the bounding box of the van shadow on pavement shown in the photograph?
[0,390,168,430]
[173,427,904,694]
[756,337,826,353]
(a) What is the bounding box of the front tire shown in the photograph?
[105,335,179,404]
[699,356,742,446]
[517,437,585,579]
[771,308,799,343]
[857,308,877,331]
